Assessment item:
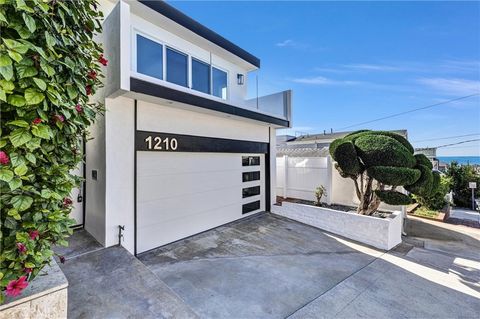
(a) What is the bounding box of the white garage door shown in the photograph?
[137,152,265,253]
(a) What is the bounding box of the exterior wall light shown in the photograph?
[237,73,245,85]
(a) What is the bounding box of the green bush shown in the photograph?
[0,0,104,302]
[330,130,434,215]
[446,162,480,208]
[414,154,433,169]
[366,166,421,186]
[354,134,416,168]
[405,165,433,197]
[415,175,452,211]
[375,190,413,205]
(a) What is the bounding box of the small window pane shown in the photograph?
[243,186,261,198]
[192,58,210,94]
[242,156,260,166]
[212,67,227,99]
[243,201,260,214]
[242,171,260,182]
[166,47,188,87]
[137,35,163,80]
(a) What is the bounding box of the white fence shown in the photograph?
[276,155,403,212]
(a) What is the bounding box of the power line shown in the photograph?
[412,133,480,143]
[335,93,479,131]
[434,138,480,149]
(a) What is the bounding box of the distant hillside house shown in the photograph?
[414,147,440,170]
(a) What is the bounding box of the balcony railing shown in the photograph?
[244,90,292,121]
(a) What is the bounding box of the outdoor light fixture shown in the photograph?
[237,73,245,85]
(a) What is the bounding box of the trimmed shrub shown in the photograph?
[405,165,433,196]
[446,162,480,208]
[331,140,362,176]
[375,190,413,205]
[0,1,104,302]
[415,175,452,211]
[414,154,433,169]
[354,135,416,168]
[366,166,421,186]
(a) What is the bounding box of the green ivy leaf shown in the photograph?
[22,13,36,33]
[41,189,52,199]
[8,209,21,220]
[7,120,29,127]
[11,195,33,212]
[16,65,38,79]
[0,168,14,182]
[8,50,23,63]
[24,262,35,268]
[0,88,5,102]
[14,164,28,176]
[4,216,17,229]
[25,137,41,150]
[25,88,45,105]
[7,94,26,107]
[0,79,15,91]
[25,153,36,164]
[40,60,55,77]
[0,54,12,67]
[9,177,22,191]
[3,39,29,54]
[45,31,56,48]
[9,128,32,147]
[66,85,78,99]
[0,65,13,80]
[33,77,47,91]
[31,124,51,139]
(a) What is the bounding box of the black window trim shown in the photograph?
[242,200,261,214]
[242,171,260,182]
[242,185,261,198]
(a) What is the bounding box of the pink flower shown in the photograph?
[5,276,29,297]
[87,70,97,80]
[32,118,42,125]
[63,197,73,208]
[75,104,83,113]
[86,85,92,95]
[0,151,9,165]
[59,256,66,264]
[24,268,32,274]
[98,54,108,66]
[17,242,27,254]
[53,114,64,123]
[29,230,39,240]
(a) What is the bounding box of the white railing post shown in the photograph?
[283,155,288,199]
[326,156,333,205]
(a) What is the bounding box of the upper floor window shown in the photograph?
[212,67,227,100]
[137,35,163,80]
[166,47,188,87]
[192,58,210,94]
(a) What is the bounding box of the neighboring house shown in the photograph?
[71,0,292,255]
[280,129,408,150]
[276,129,408,212]
[414,147,440,170]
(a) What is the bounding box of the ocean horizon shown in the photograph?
[437,156,480,165]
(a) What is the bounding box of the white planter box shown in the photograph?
[272,202,402,250]
[0,259,68,319]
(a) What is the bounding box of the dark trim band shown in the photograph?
[130,77,289,127]
[136,130,269,154]
[137,1,260,68]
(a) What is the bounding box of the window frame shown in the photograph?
[190,56,211,95]
[132,29,230,101]
[165,46,189,88]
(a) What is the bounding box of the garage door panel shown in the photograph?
[138,201,242,253]
[138,170,241,202]
[137,186,240,227]
[137,152,265,254]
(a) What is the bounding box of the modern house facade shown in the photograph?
[70,0,291,255]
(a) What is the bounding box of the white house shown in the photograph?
[70,0,292,255]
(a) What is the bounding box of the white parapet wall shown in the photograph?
[0,260,68,319]
[272,201,402,250]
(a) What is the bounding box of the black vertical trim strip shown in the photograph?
[82,138,86,228]
[265,128,271,212]
[134,100,138,256]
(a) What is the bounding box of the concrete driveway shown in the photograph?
[58,213,480,319]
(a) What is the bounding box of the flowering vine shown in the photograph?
[0,0,105,302]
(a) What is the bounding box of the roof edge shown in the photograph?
[138,0,261,68]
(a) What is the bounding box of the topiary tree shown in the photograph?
[0,0,105,302]
[329,130,439,215]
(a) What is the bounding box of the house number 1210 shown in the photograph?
[145,136,178,151]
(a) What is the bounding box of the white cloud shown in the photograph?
[292,76,362,86]
[342,63,405,72]
[417,77,480,96]
[276,39,295,47]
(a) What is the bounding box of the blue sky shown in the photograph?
[170,1,480,156]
